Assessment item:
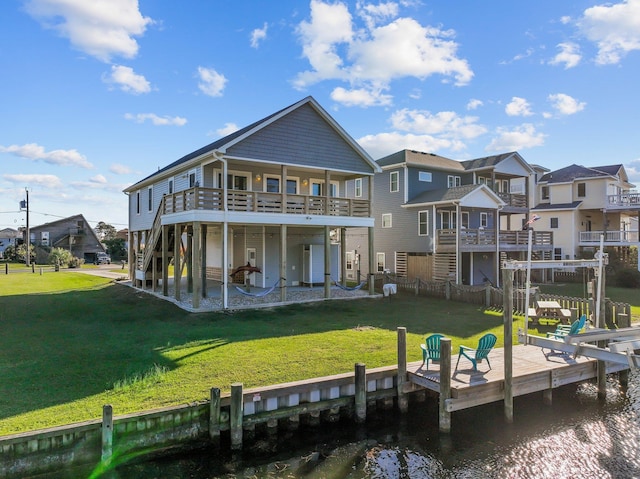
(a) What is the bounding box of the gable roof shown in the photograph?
[125,96,380,191]
[539,164,616,184]
[404,184,504,208]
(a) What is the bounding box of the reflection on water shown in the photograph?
[112,371,640,479]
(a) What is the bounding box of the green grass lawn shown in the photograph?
[0,272,636,436]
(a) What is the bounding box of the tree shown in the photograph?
[48,247,73,267]
[94,222,117,241]
[104,238,127,260]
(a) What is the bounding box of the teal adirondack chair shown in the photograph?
[420,333,444,369]
[455,333,497,371]
[546,314,586,340]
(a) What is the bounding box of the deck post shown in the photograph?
[174,224,181,301]
[503,268,514,423]
[439,337,452,433]
[485,283,491,308]
[230,382,243,450]
[209,387,221,444]
[324,226,331,299]
[192,222,202,308]
[101,404,113,462]
[368,227,375,295]
[280,224,287,302]
[396,327,408,412]
[543,388,552,405]
[445,280,451,300]
[162,225,169,296]
[355,363,366,423]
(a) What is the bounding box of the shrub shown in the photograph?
[68,257,85,268]
[48,248,73,267]
[612,268,640,288]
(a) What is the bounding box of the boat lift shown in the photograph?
[503,255,640,369]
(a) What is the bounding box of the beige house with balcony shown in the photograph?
[124,97,381,310]
[532,164,638,268]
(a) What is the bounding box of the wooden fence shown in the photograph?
[375,273,632,327]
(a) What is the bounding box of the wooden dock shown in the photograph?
[406,344,628,413]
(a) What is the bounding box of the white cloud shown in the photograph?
[467,99,483,110]
[358,132,464,159]
[250,22,268,48]
[197,66,227,97]
[25,0,153,62]
[216,123,239,136]
[549,42,582,69]
[103,65,151,94]
[330,86,392,106]
[3,173,64,189]
[90,174,108,184]
[0,143,93,168]
[124,113,187,126]
[486,124,546,152]
[505,97,533,117]
[390,109,487,139]
[579,0,640,65]
[109,163,132,174]
[356,1,399,29]
[294,0,473,107]
[547,93,586,115]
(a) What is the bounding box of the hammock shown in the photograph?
[233,279,282,298]
[333,278,366,291]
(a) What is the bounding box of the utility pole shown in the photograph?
[20,188,30,267]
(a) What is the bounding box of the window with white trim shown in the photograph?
[311,180,338,196]
[346,252,354,271]
[554,247,562,260]
[448,175,461,188]
[189,170,197,188]
[439,210,457,229]
[376,252,386,272]
[355,178,362,197]
[382,213,392,228]
[480,212,488,228]
[418,210,428,236]
[390,171,399,192]
[419,171,432,182]
[168,178,174,195]
[550,217,559,228]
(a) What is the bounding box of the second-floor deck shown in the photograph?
[580,230,639,246]
[607,193,640,210]
[162,187,371,218]
[437,228,553,253]
[496,192,527,210]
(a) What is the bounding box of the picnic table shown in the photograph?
[527,300,572,326]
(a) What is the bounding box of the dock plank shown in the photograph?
[407,344,608,411]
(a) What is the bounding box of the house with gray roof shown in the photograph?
[124,96,381,310]
[346,150,552,286]
[533,163,639,268]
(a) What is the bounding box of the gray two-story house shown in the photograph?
[347,150,553,286]
[124,96,381,310]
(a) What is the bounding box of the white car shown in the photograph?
[96,252,111,265]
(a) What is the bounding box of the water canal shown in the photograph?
[81,370,640,479]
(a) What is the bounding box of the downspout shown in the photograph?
[455,201,460,284]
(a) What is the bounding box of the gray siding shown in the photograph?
[227,104,372,174]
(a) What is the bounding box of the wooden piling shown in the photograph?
[230,383,243,450]
[439,338,451,433]
[396,327,408,413]
[355,363,366,423]
[209,388,220,443]
[101,404,113,462]
[503,268,513,423]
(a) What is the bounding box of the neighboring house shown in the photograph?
[0,228,21,258]
[532,164,639,269]
[123,96,381,309]
[29,214,106,263]
[346,150,553,286]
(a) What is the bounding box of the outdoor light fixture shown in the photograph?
[255,174,262,181]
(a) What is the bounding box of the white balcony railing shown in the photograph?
[579,230,639,243]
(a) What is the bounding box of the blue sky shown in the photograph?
[1,0,639,231]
